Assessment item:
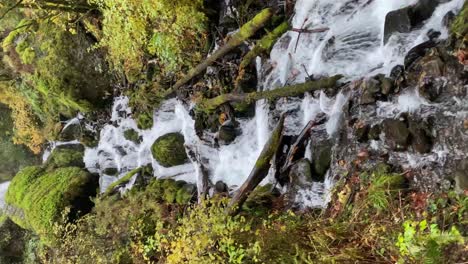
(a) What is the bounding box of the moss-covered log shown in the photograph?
[239,21,290,70]
[164,8,274,96]
[227,114,285,216]
[198,75,342,113]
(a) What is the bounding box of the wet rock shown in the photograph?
[354,121,370,142]
[453,160,468,192]
[123,129,142,144]
[378,75,394,95]
[359,78,380,105]
[368,124,382,140]
[384,0,444,44]
[382,119,409,151]
[80,130,99,148]
[103,167,119,176]
[133,165,154,188]
[426,29,441,41]
[408,118,433,154]
[214,180,228,193]
[151,133,188,167]
[443,11,456,27]
[384,6,412,44]
[404,40,437,70]
[59,122,82,141]
[218,120,239,145]
[289,159,313,187]
[311,140,333,181]
[46,144,85,169]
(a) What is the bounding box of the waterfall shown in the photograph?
[76,0,464,205]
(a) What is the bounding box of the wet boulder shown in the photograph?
[408,118,433,154]
[218,120,240,145]
[404,40,437,70]
[58,121,82,141]
[359,78,381,105]
[45,144,85,169]
[214,180,228,194]
[384,0,445,44]
[151,133,188,167]
[382,119,409,151]
[288,159,313,187]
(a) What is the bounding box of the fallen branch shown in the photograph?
[226,114,286,215]
[163,8,274,97]
[239,21,290,70]
[198,75,343,112]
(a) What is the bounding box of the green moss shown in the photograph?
[123,128,141,143]
[5,166,97,244]
[45,146,84,169]
[239,21,289,69]
[15,40,35,65]
[136,112,154,130]
[151,133,188,167]
[105,168,141,194]
[452,1,468,40]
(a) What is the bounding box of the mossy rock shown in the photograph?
[151,133,188,167]
[0,218,31,264]
[45,144,85,169]
[137,112,154,130]
[123,129,141,144]
[5,166,98,244]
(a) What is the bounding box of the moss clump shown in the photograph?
[45,145,85,169]
[137,112,154,130]
[151,133,188,167]
[123,128,141,143]
[452,1,468,40]
[90,0,207,81]
[5,166,97,244]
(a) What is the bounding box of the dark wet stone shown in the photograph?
[214,180,228,193]
[310,140,333,181]
[383,119,409,151]
[368,124,382,140]
[404,40,437,69]
[59,122,82,141]
[103,167,119,176]
[218,121,239,145]
[360,78,380,105]
[408,118,433,154]
[289,159,313,186]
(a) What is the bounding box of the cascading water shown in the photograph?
[37,0,465,207]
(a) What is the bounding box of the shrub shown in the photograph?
[90,0,207,81]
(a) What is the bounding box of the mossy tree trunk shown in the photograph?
[163,8,274,97]
[227,114,285,216]
[198,75,342,113]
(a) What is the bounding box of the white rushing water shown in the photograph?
[0,181,10,210]
[79,0,464,206]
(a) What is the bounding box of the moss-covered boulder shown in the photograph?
[5,166,98,243]
[45,144,85,169]
[151,133,188,167]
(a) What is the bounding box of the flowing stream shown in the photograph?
[2,0,461,210]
